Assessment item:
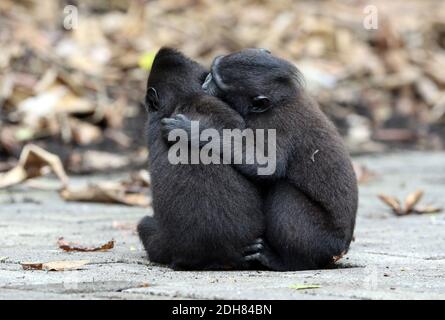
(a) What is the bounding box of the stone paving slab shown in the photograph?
[0,151,444,299]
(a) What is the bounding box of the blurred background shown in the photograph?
[1,0,445,175]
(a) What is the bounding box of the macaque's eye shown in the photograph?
[250,95,271,113]
[145,87,159,112]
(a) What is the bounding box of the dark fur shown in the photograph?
[167,49,358,271]
[137,48,264,270]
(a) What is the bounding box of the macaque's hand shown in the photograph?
[161,114,192,141]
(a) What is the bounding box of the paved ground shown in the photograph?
[0,151,444,300]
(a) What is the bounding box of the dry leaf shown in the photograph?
[57,237,115,252]
[378,194,403,215]
[122,193,150,207]
[0,144,68,189]
[17,85,68,129]
[289,284,321,290]
[378,190,442,216]
[60,181,150,207]
[69,119,102,146]
[43,260,89,271]
[104,129,131,148]
[21,262,43,270]
[413,205,443,214]
[67,150,131,173]
[122,170,151,193]
[404,190,424,213]
[130,170,151,187]
[373,128,417,143]
[21,260,89,271]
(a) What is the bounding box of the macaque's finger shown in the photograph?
[253,238,264,245]
[243,243,264,255]
[244,252,262,262]
[161,118,177,125]
[244,252,276,270]
[161,118,183,129]
[243,238,265,255]
[174,114,189,122]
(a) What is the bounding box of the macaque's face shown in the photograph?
[202,48,301,116]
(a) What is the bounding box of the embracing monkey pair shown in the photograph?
[137,47,358,271]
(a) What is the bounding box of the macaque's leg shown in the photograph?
[256,181,346,271]
[137,216,171,264]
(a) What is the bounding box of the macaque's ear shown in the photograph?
[250,95,271,113]
[145,87,159,112]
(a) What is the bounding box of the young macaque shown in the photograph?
[137,48,264,270]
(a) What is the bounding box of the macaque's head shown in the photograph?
[202,48,303,116]
[145,47,207,115]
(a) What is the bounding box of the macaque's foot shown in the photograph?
[243,238,264,255]
[243,238,280,270]
[244,252,271,267]
[161,114,192,139]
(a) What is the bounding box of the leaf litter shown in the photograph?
[21,260,90,271]
[57,237,115,252]
[378,190,443,216]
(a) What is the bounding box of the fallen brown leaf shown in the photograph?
[67,150,131,173]
[57,237,115,252]
[413,205,443,214]
[104,129,131,148]
[378,190,442,216]
[289,284,321,290]
[404,189,424,213]
[21,260,89,271]
[373,128,417,142]
[128,170,151,188]
[60,181,150,207]
[21,262,43,270]
[378,194,403,215]
[69,118,103,146]
[0,144,68,189]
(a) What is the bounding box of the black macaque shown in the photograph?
[165,48,358,271]
[137,48,264,270]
